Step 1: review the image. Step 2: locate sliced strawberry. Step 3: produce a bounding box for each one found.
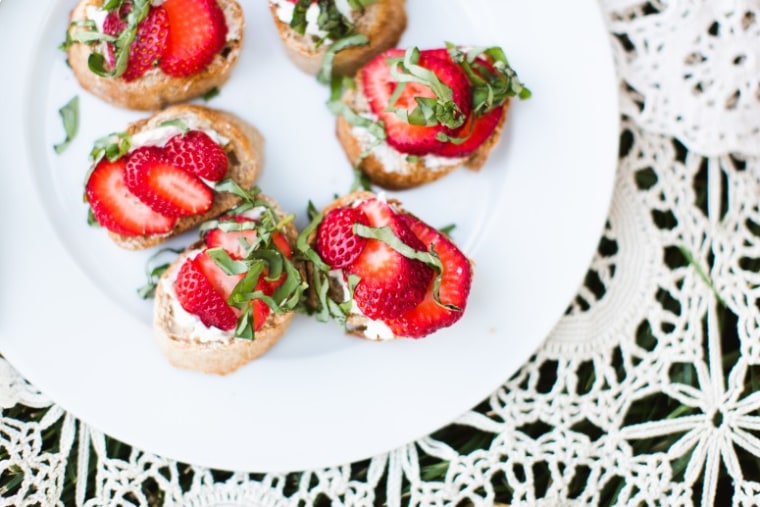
[205,216,258,260]
[103,3,169,82]
[271,231,293,259]
[165,130,229,182]
[85,157,176,236]
[421,48,506,157]
[159,0,228,77]
[125,146,214,218]
[195,250,244,297]
[195,250,270,331]
[435,105,505,157]
[174,256,238,331]
[345,199,433,319]
[360,49,471,155]
[386,214,472,338]
[316,207,370,269]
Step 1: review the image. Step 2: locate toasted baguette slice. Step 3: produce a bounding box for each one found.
[67,0,244,110]
[101,104,263,250]
[269,0,406,76]
[154,196,298,375]
[336,87,509,190]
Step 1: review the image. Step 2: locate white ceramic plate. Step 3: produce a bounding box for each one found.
[0,0,617,472]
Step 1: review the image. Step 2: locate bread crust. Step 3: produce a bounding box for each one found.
[67,0,244,110]
[269,0,407,76]
[101,104,263,250]
[336,88,510,190]
[153,196,299,375]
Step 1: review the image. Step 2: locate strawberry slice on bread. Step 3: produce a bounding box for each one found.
[154,191,303,375]
[335,44,531,189]
[66,0,244,110]
[84,105,263,250]
[302,191,473,340]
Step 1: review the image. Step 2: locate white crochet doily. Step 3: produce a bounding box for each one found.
[2,0,760,505]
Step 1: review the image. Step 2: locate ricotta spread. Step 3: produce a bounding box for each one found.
[129,118,229,152]
[161,249,233,345]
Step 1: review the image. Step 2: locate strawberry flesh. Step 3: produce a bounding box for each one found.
[345,199,433,320]
[195,250,272,331]
[360,49,471,156]
[421,48,505,157]
[205,215,259,260]
[386,214,472,338]
[85,157,176,236]
[159,0,228,78]
[316,207,370,269]
[103,3,169,82]
[165,130,229,182]
[125,146,214,218]
[174,255,238,331]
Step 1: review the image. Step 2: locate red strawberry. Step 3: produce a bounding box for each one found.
[386,214,472,338]
[103,3,169,82]
[205,217,258,260]
[174,255,238,331]
[159,0,228,77]
[195,250,270,331]
[165,130,229,182]
[422,48,506,157]
[125,146,214,218]
[345,199,433,319]
[85,157,176,236]
[435,105,505,157]
[360,49,471,155]
[316,207,370,269]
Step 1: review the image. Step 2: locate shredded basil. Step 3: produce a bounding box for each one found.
[385,47,466,130]
[53,96,80,154]
[202,87,220,101]
[200,185,307,340]
[157,119,190,133]
[137,247,182,299]
[317,33,369,84]
[445,42,531,116]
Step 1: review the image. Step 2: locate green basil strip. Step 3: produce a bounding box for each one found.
[53,96,80,154]
[317,33,369,84]
[136,247,182,299]
[346,0,376,8]
[157,119,190,133]
[207,247,250,276]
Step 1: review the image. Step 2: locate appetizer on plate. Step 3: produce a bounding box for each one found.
[84,104,263,249]
[268,0,406,77]
[154,190,304,374]
[335,45,531,189]
[64,0,243,110]
[299,191,472,340]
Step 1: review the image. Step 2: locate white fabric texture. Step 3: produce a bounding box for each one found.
[2,0,760,505]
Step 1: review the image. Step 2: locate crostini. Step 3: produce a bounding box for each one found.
[65,0,243,110]
[268,0,406,77]
[334,45,531,189]
[154,190,305,374]
[84,104,263,250]
[297,191,472,340]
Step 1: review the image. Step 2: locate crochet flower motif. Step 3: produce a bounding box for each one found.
[612,0,760,155]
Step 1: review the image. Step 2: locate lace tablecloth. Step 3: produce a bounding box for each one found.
[2,0,760,505]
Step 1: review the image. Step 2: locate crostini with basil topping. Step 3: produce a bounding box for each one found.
[334,44,531,189]
[64,0,243,110]
[154,190,305,374]
[268,0,406,77]
[84,104,263,250]
[297,191,473,340]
